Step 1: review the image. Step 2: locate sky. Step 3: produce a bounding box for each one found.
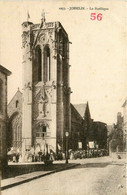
[0,0,127,125]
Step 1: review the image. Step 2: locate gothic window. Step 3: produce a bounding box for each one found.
[16,100,19,108]
[13,123,16,147]
[17,125,20,141]
[0,79,3,113]
[34,46,42,83]
[43,45,51,82]
[12,114,22,149]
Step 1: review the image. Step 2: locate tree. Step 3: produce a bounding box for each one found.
[108,124,124,152]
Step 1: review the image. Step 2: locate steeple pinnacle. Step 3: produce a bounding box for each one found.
[41,9,46,27]
[27,11,30,22]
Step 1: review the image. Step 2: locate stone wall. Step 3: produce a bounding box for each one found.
[0,65,11,178]
[0,71,7,168]
[70,104,83,150]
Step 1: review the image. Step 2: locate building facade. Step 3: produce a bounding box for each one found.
[22,16,71,153]
[92,121,107,149]
[0,65,11,170]
[73,103,92,149]
[7,89,22,150]
[70,104,83,150]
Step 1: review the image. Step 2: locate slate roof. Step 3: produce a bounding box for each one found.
[73,104,87,118]
[71,104,83,123]
[8,89,22,107]
[7,89,23,119]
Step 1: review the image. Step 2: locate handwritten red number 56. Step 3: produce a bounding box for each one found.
[90,13,102,21]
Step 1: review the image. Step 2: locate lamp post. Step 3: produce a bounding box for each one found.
[65,132,69,164]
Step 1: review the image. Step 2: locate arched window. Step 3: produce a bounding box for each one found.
[11,113,22,149]
[34,46,42,83]
[43,45,51,82]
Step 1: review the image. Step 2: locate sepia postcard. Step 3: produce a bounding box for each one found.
[0,0,127,194]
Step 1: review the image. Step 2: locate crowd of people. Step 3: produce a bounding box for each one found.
[7,144,55,163]
[68,149,108,160]
[7,146,108,163]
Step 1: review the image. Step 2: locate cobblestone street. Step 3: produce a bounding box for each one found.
[2,157,126,195]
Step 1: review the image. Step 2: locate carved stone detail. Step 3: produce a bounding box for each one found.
[38,88,50,118]
[22,31,29,48]
[38,32,46,43]
[48,29,53,38]
[23,82,32,90]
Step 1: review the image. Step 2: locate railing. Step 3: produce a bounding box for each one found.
[32,22,55,30]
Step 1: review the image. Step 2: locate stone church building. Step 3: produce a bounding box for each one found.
[7,15,106,154]
[22,15,70,153]
[7,13,93,152]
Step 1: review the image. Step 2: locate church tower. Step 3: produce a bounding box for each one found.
[22,14,71,153]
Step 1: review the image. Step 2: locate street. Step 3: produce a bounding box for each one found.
[2,157,126,195]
